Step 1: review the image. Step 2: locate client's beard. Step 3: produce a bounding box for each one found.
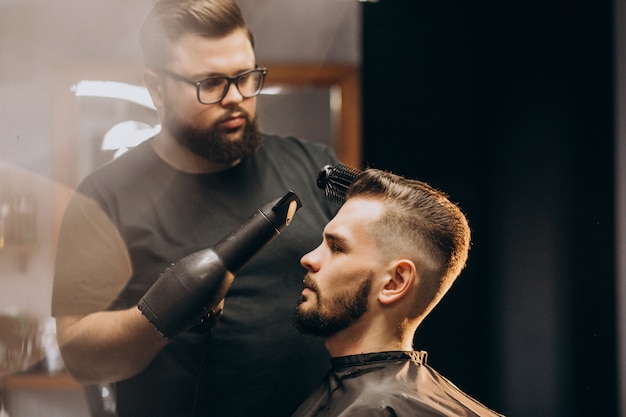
[293,274,372,338]
[164,109,262,165]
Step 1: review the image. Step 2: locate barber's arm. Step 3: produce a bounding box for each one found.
[53,192,162,384]
[54,191,301,383]
[56,309,167,384]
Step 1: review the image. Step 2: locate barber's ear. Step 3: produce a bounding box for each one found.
[143,69,164,109]
[378,260,416,305]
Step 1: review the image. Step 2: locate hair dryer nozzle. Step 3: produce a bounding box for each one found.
[264,190,302,228]
[215,190,302,272]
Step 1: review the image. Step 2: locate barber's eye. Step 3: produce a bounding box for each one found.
[199,78,225,91]
[238,72,254,85]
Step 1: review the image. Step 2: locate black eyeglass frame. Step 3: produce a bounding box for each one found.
[155,67,268,104]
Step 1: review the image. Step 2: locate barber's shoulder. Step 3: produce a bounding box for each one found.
[262,132,323,148]
[79,139,161,190]
[261,133,337,163]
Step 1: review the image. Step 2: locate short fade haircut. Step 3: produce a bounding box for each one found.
[346,169,471,317]
[139,0,254,69]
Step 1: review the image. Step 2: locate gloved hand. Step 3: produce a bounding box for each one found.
[137,191,302,339]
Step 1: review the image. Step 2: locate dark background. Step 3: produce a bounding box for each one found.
[361,1,616,416]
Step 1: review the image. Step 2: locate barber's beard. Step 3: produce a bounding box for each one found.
[293,273,372,338]
[163,108,262,164]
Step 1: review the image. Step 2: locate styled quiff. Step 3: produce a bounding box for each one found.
[139,0,254,69]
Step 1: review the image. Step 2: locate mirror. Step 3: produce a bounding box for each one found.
[52,62,361,188]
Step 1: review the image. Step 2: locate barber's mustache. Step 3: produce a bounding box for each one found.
[218,107,251,123]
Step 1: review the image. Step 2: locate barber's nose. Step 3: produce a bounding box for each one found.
[220,82,244,106]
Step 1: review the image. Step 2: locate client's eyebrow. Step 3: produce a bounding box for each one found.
[324,232,351,250]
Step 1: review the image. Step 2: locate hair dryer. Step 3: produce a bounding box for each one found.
[138,191,302,339]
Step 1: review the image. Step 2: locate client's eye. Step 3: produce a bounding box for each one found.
[330,243,343,253]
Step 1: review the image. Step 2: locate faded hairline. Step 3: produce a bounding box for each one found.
[346,169,471,319]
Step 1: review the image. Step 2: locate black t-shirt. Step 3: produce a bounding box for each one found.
[53,134,339,417]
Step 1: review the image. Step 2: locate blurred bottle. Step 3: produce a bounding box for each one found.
[40,318,64,373]
[0,184,9,250]
[11,187,37,248]
[0,180,37,271]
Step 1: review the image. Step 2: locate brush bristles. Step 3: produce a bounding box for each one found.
[316,163,361,204]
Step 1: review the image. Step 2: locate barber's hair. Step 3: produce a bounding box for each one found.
[347,169,471,315]
[139,0,254,69]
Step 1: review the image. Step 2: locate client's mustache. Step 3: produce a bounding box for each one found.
[302,274,319,293]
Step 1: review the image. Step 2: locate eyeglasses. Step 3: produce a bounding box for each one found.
[156,67,268,104]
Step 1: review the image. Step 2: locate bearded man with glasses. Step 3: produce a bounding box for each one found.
[52,1,339,416]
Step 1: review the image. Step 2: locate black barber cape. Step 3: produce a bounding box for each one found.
[292,351,504,417]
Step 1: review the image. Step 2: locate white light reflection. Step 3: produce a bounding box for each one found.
[72,80,160,158]
[102,121,161,158]
[72,80,156,110]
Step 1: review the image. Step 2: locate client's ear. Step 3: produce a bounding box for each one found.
[378,260,416,305]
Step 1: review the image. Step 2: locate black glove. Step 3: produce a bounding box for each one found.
[138,191,302,339]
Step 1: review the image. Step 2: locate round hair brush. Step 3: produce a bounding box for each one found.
[316,163,361,204]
